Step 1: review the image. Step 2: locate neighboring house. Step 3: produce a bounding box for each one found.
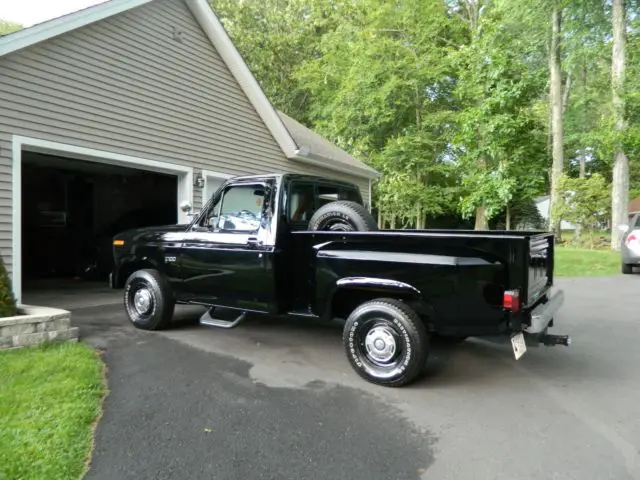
[628,196,640,216]
[534,195,577,230]
[0,0,379,303]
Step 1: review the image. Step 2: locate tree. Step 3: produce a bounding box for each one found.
[610,0,629,250]
[0,19,22,36]
[548,3,565,237]
[449,0,548,229]
[552,173,610,248]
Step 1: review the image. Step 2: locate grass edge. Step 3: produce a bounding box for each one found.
[80,347,110,479]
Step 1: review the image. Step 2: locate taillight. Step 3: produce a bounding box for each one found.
[626,234,637,245]
[503,289,520,312]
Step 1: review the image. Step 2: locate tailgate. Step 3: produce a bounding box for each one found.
[526,234,553,307]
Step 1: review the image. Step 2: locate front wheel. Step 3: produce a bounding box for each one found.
[342,298,429,387]
[124,269,175,330]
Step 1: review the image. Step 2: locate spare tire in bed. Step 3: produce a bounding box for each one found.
[308,200,378,232]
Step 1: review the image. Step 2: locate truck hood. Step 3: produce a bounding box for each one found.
[114,224,189,240]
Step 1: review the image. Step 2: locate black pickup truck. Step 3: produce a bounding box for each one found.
[110,173,570,387]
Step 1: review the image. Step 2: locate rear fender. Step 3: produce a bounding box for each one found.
[327,276,435,323]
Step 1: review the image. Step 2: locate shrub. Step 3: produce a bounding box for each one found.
[0,254,17,317]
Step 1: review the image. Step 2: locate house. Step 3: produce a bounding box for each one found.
[534,195,577,230]
[628,195,640,216]
[0,0,379,304]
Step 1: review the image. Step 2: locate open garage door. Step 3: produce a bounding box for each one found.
[15,140,192,309]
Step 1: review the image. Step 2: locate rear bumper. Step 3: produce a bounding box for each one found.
[525,289,565,334]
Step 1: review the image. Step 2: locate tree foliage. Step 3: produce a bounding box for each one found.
[552,173,611,247]
[0,19,22,36]
[210,0,640,232]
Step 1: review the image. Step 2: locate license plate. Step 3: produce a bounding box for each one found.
[511,332,527,360]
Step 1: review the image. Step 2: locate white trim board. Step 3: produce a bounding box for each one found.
[202,170,233,206]
[0,0,379,181]
[11,135,194,304]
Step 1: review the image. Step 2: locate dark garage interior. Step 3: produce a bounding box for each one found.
[21,152,178,291]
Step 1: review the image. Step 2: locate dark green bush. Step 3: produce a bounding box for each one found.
[0,254,17,317]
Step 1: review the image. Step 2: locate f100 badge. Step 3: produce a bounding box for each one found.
[165,256,177,263]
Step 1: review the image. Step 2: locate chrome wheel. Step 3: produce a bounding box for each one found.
[364,325,398,363]
[133,288,153,315]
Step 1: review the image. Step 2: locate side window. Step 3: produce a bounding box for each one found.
[288,183,316,222]
[634,214,640,228]
[200,184,265,233]
[317,185,340,208]
[341,187,362,203]
[317,185,362,206]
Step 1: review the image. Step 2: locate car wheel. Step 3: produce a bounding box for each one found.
[343,298,429,387]
[622,263,633,274]
[124,269,175,330]
[308,200,378,232]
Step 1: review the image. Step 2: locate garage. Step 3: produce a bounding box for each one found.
[22,151,177,286]
[0,0,379,309]
[15,138,193,308]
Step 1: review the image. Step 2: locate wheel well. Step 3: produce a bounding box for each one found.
[330,287,431,324]
[116,260,157,288]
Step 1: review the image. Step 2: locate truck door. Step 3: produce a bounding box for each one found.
[178,180,276,312]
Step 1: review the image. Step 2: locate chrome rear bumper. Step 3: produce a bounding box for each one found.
[525,289,565,334]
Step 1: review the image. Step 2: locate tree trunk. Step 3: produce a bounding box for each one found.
[378,209,383,229]
[506,203,511,231]
[475,156,489,230]
[475,206,488,230]
[548,6,564,239]
[611,0,629,251]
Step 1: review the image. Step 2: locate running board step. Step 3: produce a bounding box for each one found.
[199,309,246,329]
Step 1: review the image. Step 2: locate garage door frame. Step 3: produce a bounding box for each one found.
[202,170,233,207]
[12,135,194,304]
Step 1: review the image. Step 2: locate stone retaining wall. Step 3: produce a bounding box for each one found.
[0,305,78,350]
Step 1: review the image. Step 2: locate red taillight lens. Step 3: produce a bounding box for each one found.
[503,289,520,312]
[626,234,637,245]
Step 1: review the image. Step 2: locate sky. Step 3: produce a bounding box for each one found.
[0,0,110,27]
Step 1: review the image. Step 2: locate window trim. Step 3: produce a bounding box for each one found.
[197,181,269,235]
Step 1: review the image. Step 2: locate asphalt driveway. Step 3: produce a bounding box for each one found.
[76,276,640,480]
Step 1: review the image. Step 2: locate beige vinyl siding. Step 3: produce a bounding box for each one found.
[0,0,370,275]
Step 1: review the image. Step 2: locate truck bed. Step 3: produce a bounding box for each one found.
[290,229,553,333]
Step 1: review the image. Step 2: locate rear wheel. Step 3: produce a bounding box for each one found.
[622,263,633,274]
[342,298,429,387]
[124,269,175,330]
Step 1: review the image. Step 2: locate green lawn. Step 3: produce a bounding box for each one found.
[554,247,621,277]
[0,342,106,480]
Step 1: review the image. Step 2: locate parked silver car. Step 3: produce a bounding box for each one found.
[620,211,640,274]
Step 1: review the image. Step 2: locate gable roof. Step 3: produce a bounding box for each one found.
[0,0,380,180]
[276,111,378,177]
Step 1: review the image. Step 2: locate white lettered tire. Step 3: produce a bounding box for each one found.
[124,269,175,330]
[342,298,429,387]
